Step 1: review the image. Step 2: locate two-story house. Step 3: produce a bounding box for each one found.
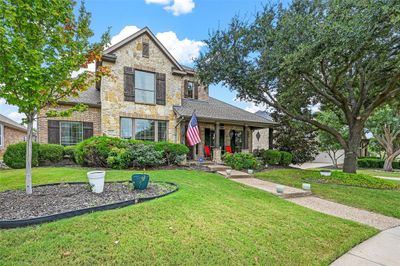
[37,27,274,161]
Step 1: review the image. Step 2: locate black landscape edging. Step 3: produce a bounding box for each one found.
[0,181,178,229]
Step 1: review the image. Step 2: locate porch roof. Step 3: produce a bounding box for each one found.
[173,97,276,128]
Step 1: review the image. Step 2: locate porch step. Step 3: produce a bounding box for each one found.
[217,170,250,178]
[207,164,231,172]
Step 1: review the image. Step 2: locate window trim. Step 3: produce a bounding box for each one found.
[59,121,84,146]
[134,69,156,104]
[0,124,4,148]
[120,117,168,142]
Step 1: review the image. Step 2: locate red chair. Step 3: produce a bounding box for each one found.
[225,146,232,153]
[204,145,211,158]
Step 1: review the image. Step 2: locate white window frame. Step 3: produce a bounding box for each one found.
[60,121,83,146]
[0,124,4,149]
[120,118,168,142]
[135,70,156,104]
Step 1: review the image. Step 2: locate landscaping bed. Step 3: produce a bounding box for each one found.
[0,181,177,228]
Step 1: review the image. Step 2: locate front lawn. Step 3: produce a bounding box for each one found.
[0,167,376,265]
[257,169,400,219]
[357,168,400,178]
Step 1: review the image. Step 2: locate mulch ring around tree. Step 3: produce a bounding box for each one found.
[0,181,178,228]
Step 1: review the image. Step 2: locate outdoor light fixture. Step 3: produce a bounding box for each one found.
[302,183,311,191]
[276,185,284,193]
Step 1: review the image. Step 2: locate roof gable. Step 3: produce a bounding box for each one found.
[103,27,184,71]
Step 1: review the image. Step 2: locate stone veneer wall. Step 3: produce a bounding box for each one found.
[252,128,269,151]
[101,33,196,143]
[37,105,101,144]
[0,125,26,157]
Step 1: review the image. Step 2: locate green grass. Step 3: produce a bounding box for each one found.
[357,168,400,178]
[0,167,376,265]
[256,169,400,219]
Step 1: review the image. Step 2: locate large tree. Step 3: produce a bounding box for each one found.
[195,0,400,173]
[0,0,111,194]
[271,111,319,164]
[366,104,400,172]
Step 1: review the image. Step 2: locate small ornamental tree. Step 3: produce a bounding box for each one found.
[196,0,400,173]
[316,111,347,168]
[366,104,400,172]
[0,0,111,194]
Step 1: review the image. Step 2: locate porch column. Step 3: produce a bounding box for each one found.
[215,122,220,147]
[213,122,222,164]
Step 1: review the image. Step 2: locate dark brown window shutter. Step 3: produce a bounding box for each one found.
[83,122,94,140]
[184,80,188,98]
[48,120,60,144]
[142,41,149,58]
[156,73,166,105]
[194,83,199,99]
[124,66,135,102]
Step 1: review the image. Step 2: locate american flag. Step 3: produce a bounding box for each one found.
[186,112,201,146]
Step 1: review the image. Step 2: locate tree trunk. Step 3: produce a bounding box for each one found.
[342,126,362,174]
[383,155,394,172]
[25,116,34,194]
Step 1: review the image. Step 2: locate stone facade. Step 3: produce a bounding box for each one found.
[100,33,207,142]
[0,125,26,157]
[37,105,101,144]
[252,128,269,151]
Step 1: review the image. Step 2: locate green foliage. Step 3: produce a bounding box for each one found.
[75,136,129,167]
[223,152,259,170]
[358,158,400,169]
[154,142,189,165]
[4,142,39,169]
[130,144,164,168]
[271,113,319,164]
[63,145,76,162]
[196,0,400,173]
[280,151,293,166]
[107,147,132,169]
[38,144,64,164]
[262,150,281,165]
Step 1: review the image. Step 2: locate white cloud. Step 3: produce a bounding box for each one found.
[145,0,170,4]
[164,0,195,16]
[110,25,141,46]
[7,111,26,123]
[156,31,205,64]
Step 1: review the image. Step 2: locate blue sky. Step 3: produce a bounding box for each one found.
[0,0,287,123]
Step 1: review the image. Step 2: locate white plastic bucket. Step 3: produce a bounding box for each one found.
[248,169,254,175]
[320,171,332,176]
[87,171,105,193]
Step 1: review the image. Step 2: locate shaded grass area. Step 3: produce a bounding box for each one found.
[257,169,400,219]
[0,167,377,265]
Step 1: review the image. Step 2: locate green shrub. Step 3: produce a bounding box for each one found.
[252,149,265,158]
[262,150,281,165]
[154,142,189,165]
[357,158,384,168]
[107,147,132,169]
[223,152,259,170]
[38,144,64,164]
[3,142,39,169]
[130,144,164,168]
[63,145,76,162]
[280,151,293,166]
[75,136,129,167]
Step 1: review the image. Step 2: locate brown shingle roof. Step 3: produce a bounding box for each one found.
[60,87,101,107]
[174,97,275,127]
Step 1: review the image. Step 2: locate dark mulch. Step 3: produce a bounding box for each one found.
[0,182,175,221]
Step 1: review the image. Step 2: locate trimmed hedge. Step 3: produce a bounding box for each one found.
[4,142,39,169]
[357,157,400,169]
[63,145,76,162]
[280,151,293,166]
[262,150,282,165]
[75,136,188,168]
[38,144,64,164]
[223,152,260,170]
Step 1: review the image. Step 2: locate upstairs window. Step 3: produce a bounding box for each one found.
[142,41,149,58]
[135,70,155,104]
[187,81,194,98]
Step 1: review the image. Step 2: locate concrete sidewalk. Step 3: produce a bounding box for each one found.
[331,226,400,266]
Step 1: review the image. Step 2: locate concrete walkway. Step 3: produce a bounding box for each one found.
[331,226,400,266]
[228,175,400,265]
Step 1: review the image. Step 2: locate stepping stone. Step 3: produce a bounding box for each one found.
[217,170,250,178]
[230,178,312,198]
[207,164,231,172]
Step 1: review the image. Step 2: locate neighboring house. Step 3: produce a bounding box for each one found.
[252,111,274,151]
[37,27,274,160]
[0,114,27,157]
